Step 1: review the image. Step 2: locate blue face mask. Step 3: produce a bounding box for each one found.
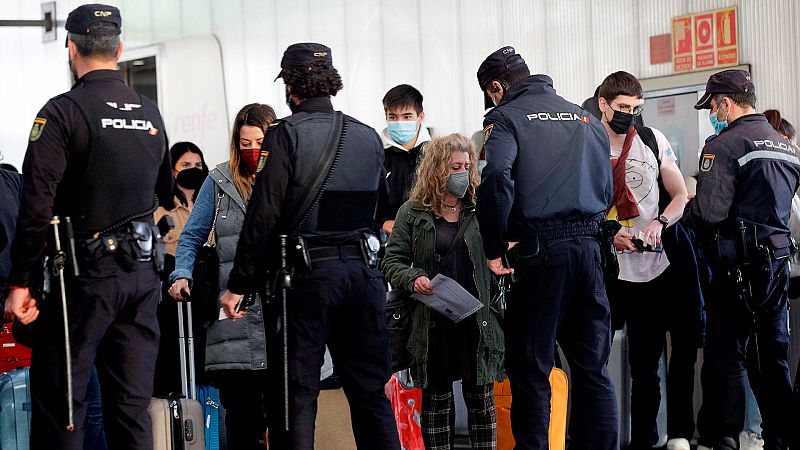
[710,110,728,134]
[387,120,419,144]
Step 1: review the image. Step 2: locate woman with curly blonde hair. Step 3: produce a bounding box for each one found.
[383,133,505,449]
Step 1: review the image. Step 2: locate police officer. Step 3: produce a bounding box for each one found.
[4,5,172,449]
[476,46,618,450]
[218,43,400,450]
[685,70,798,450]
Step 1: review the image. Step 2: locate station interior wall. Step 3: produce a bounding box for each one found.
[2,0,799,169]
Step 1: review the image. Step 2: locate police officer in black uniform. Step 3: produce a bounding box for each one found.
[476,46,618,450]
[4,5,172,449]
[218,43,400,450]
[685,70,799,450]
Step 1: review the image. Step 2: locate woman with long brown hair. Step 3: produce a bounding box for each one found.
[168,103,276,449]
[383,133,505,449]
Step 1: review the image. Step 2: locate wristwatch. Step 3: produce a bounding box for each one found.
[656,215,669,227]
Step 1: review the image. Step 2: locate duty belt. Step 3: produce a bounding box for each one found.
[307,244,362,263]
[532,221,600,242]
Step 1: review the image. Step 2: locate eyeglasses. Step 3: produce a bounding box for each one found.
[611,103,643,116]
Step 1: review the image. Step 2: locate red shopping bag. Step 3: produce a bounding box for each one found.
[387,373,423,450]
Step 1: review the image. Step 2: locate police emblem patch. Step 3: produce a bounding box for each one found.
[700,154,715,172]
[483,123,494,144]
[29,118,47,142]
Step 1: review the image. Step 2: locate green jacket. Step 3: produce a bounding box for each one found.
[382,200,505,388]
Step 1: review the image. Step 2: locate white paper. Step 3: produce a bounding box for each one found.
[218,308,228,321]
[411,274,483,323]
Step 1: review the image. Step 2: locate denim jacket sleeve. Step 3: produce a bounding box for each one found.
[169,177,216,284]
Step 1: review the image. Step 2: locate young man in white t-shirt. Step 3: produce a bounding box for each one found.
[598,71,693,450]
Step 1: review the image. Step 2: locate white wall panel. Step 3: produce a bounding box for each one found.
[342,0,384,126]
[241,0,281,113]
[3,0,800,169]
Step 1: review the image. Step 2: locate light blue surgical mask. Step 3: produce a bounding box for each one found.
[710,110,728,134]
[387,120,419,144]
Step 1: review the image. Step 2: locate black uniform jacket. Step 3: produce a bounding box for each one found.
[226,97,388,295]
[684,113,800,241]
[9,70,172,287]
[477,75,613,259]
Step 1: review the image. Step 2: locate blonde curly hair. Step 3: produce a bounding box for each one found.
[409,133,480,217]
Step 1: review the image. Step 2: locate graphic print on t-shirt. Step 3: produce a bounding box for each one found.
[624,158,657,203]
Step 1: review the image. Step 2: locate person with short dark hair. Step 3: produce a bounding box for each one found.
[379,84,430,235]
[476,46,617,450]
[4,4,173,449]
[598,71,695,450]
[686,69,798,450]
[218,43,399,449]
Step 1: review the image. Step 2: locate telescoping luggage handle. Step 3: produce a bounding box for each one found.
[176,290,197,401]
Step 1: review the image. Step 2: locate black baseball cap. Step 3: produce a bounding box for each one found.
[65,4,121,47]
[275,43,334,81]
[694,69,755,110]
[477,46,527,109]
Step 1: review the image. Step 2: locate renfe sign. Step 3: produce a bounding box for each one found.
[672,7,738,73]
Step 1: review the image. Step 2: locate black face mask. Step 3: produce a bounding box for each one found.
[286,88,299,113]
[175,167,206,190]
[607,109,636,135]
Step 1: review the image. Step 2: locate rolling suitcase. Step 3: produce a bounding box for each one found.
[0,367,31,450]
[196,384,221,450]
[150,300,205,450]
[495,368,568,450]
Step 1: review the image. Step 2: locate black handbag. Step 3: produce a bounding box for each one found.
[192,193,223,327]
[385,211,473,373]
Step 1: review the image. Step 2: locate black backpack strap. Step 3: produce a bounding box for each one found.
[635,124,660,167]
[635,124,671,212]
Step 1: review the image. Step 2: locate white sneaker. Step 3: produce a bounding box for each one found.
[739,430,764,450]
[666,438,691,450]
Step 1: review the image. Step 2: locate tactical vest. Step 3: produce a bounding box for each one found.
[280,112,383,240]
[61,82,167,234]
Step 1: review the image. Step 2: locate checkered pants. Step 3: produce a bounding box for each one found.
[421,382,496,449]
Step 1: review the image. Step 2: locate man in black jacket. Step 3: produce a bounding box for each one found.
[476,46,617,450]
[219,43,399,450]
[686,69,799,450]
[4,5,172,448]
[0,165,21,302]
[379,84,430,234]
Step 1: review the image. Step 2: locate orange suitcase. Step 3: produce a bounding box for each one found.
[496,368,568,450]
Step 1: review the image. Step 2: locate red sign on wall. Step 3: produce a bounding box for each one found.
[671,7,738,73]
[694,13,715,68]
[672,15,693,72]
[716,7,738,66]
[649,34,671,64]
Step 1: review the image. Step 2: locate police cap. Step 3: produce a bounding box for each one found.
[694,69,755,110]
[275,43,334,81]
[65,4,121,36]
[477,46,527,109]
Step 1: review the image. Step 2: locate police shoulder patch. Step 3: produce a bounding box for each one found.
[700,154,715,172]
[483,123,494,144]
[29,118,47,142]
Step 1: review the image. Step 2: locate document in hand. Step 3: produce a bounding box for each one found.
[411,274,483,323]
